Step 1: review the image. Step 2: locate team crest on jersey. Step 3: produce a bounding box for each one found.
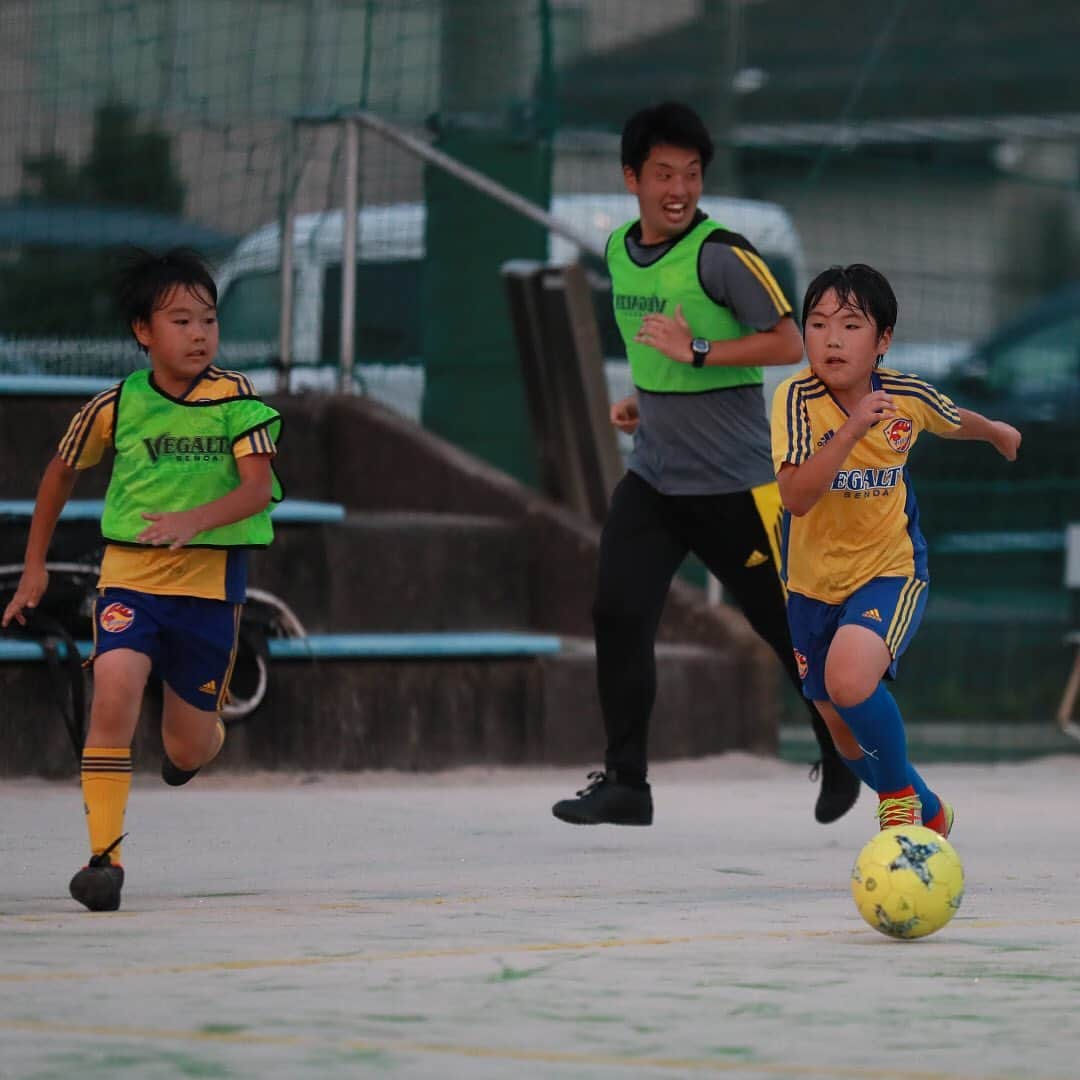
[100,602,135,633]
[794,649,808,680]
[883,417,913,453]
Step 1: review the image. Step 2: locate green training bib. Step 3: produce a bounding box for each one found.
[101,369,282,549]
[607,218,763,393]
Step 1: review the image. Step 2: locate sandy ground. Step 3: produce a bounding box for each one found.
[3,754,1080,1080]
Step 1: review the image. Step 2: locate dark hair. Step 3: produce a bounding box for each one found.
[801,263,898,338]
[621,102,715,177]
[115,247,217,351]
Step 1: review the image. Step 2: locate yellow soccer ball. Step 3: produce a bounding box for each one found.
[851,825,964,940]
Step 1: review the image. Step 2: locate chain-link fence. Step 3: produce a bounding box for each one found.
[1,0,1078,736]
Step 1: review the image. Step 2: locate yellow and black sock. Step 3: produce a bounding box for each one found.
[80,747,132,864]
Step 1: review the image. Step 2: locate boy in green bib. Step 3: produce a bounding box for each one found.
[553,103,859,828]
[2,248,281,911]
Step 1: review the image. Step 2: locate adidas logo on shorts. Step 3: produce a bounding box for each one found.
[199,679,218,694]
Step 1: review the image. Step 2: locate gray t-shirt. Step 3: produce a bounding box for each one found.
[618,213,793,495]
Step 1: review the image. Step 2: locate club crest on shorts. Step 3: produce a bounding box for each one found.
[100,601,135,633]
[883,416,913,453]
[794,649,808,680]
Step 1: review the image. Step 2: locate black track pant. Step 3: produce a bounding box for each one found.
[593,470,826,779]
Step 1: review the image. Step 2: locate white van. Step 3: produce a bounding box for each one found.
[215,194,807,417]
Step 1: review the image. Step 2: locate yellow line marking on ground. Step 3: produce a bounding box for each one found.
[2,917,1079,985]
[1,888,692,925]
[1,894,492,924]
[0,1020,1052,1080]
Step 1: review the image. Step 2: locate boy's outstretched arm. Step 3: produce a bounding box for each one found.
[939,407,1021,461]
[777,390,897,516]
[1,455,79,627]
[137,453,274,551]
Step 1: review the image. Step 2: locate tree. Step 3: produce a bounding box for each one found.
[0,101,186,342]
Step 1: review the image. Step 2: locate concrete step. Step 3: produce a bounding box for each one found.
[250,511,531,633]
[0,506,529,635]
[0,638,774,777]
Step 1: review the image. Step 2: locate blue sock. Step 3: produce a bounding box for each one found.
[907,764,941,822]
[839,752,940,820]
[833,683,909,793]
[838,752,877,791]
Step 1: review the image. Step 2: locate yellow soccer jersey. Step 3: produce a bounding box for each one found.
[58,367,276,602]
[770,366,961,603]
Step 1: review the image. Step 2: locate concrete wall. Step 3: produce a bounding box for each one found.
[0,390,782,777]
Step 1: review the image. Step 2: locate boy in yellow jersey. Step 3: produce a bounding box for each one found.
[1,248,281,911]
[771,264,1020,833]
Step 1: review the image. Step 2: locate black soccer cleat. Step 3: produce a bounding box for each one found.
[69,835,126,912]
[811,753,861,824]
[161,756,201,787]
[552,771,653,826]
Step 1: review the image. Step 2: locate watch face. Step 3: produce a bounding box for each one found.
[692,338,709,354]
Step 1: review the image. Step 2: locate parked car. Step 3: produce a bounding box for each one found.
[914,281,1080,540]
[936,281,1080,423]
[0,202,237,380]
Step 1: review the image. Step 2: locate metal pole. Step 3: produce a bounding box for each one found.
[323,110,605,259]
[277,123,298,394]
[700,0,739,193]
[339,116,360,393]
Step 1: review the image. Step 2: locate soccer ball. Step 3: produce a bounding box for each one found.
[851,825,964,940]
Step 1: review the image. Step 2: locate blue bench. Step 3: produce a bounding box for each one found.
[0,498,346,524]
[0,632,561,663]
[0,375,117,397]
[266,632,562,659]
[934,529,1064,555]
[0,638,93,661]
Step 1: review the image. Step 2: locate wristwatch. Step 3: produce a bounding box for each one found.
[690,337,711,368]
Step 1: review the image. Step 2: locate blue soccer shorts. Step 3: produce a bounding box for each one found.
[786,576,928,701]
[92,587,242,711]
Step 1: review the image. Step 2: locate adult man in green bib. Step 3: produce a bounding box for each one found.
[552,102,859,827]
